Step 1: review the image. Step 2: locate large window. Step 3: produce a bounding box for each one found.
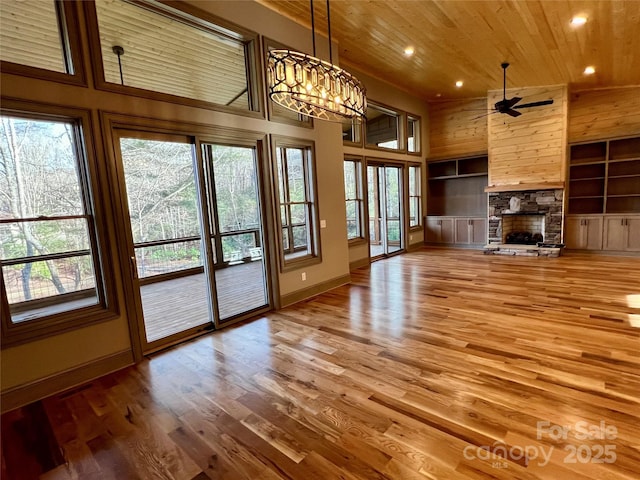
[366,103,404,150]
[344,158,364,241]
[0,111,110,342]
[409,164,422,228]
[0,0,83,81]
[91,0,258,111]
[273,139,320,268]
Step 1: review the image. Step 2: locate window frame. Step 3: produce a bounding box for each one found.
[83,0,264,118]
[0,0,86,86]
[0,101,118,347]
[344,156,366,244]
[342,118,363,147]
[407,113,422,156]
[365,101,406,152]
[408,163,423,230]
[270,136,321,272]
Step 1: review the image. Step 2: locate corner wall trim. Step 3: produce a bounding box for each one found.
[280,273,351,308]
[1,350,134,413]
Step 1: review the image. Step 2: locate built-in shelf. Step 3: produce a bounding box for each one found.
[427,155,488,217]
[427,155,488,180]
[568,135,640,215]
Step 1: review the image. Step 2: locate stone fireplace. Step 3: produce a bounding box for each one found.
[488,189,564,248]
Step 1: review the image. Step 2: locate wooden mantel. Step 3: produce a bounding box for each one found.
[484,182,564,193]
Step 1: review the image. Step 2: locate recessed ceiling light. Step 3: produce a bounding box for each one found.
[403,46,415,56]
[584,65,596,75]
[455,81,464,88]
[571,15,587,26]
[435,93,442,98]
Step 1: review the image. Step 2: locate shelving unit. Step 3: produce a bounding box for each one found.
[426,155,488,246]
[568,136,640,214]
[566,135,640,252]
[427,155,488,180]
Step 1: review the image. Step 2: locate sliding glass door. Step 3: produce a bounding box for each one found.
[201,143,268,322]
[113,131,270,352]
[116,133,213,349]
[367,163,404,259]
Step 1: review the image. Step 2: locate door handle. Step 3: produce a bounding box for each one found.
[621,219,625,226]
[130,256,138,279]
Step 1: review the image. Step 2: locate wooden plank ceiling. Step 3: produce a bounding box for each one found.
[257,0,640,101]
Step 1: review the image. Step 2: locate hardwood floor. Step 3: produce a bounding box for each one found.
[2,248,640,480]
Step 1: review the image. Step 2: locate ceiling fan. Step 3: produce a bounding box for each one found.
[492,62,554,117]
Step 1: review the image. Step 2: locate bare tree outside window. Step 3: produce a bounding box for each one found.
[0,116,99,319]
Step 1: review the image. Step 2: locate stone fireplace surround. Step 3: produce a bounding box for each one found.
[488,189,563,245]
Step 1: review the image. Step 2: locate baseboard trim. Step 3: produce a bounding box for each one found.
[280,273,351,308]
[563,249,640,257]
[407,242,424,252]
[1,350,134,413]
[349,257,370,271]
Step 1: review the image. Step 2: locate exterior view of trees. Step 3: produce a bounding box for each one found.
[0,116,97,308]
[120,137,203,278]
[119,138,264,278]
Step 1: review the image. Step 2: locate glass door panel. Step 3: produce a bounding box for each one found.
[385,166,402,254]
[118,136,212,345]
[202,143,268,322]
[367,163,404,259]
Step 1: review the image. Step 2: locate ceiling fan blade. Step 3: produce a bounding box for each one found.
[471,111,499,120]
[513,99,554,109]
[506,96,522,108]
[505,109,522,117]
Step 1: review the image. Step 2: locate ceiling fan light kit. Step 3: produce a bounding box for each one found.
[266,0,367,122]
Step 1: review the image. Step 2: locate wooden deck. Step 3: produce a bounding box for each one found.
[141,261,267,342]
[2,248,640,479]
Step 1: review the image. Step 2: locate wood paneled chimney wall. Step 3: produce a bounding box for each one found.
[487,85,568,192]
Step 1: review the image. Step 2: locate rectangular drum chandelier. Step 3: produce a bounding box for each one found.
[267,0,367,122]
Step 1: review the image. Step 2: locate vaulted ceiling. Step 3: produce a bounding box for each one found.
[257,0,640,101]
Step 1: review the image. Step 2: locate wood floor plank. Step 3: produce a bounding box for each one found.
[2,248,639,479]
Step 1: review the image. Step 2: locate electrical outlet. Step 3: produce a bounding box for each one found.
[410,235,413,241]
[301,272,306,281]
[320,219,327,228]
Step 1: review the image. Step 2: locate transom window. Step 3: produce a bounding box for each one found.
[273,139,320,268]
[0,114,105,332]
[366,103,404,150]
[342,118,362,145]
[93,0,257,111]
[0,0,77,76]
[344,158,365,240]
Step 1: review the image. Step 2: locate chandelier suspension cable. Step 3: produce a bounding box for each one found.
[310,0,316,57]
[326,0,332,64]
